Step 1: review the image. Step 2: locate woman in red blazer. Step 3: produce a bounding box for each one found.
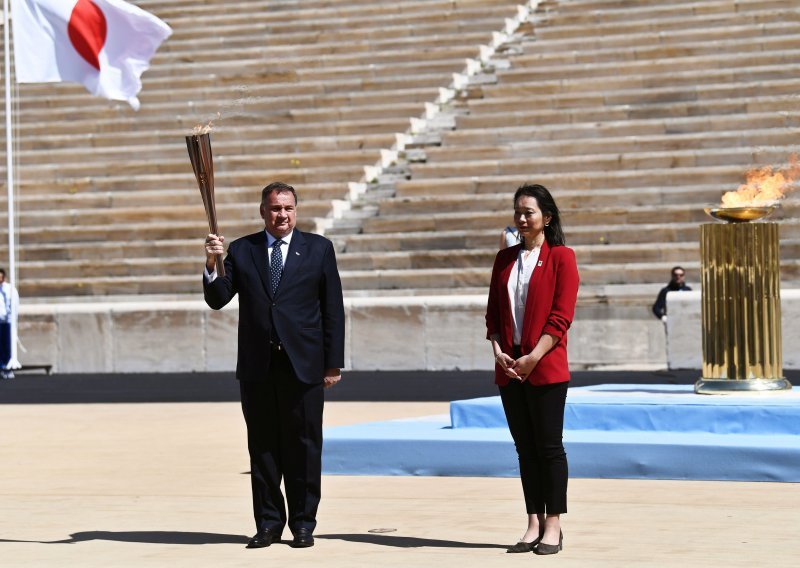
[486,184,579,556]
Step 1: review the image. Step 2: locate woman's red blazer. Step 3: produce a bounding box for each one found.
[486,241,579,386]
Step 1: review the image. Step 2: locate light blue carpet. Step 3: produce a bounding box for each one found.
[323,384,800,481]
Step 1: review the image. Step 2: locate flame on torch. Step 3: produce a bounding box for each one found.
[721,153,800,208]
[192,120,214,135]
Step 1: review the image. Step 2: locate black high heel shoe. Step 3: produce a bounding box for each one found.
[533,530,563,555]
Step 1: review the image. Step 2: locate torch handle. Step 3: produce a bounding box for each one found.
[214,254,226,278]
[207,218,226,278]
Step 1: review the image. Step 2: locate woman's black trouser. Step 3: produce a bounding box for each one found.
[499,352,568,514]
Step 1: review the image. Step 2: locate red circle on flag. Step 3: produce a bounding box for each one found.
[68,0,107,71]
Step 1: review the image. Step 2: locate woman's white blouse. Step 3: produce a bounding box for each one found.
[507,246,540,345]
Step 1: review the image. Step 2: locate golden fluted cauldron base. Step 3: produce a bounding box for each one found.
[696,221,790,395]
[695,377,792,394]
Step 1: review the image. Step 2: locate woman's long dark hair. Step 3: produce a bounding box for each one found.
[513,183,565,247]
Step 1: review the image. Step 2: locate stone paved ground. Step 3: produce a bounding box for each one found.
[1,401,798,567]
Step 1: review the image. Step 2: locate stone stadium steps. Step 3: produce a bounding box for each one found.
[2,0,519,292]
[533,6,799,41]
[495,62,800,92]
[13,95,430,127]
[13,149,378,178]
[13,109,413,136]
[525,19,800,53]
[391,168,769,198]
[537,0,789,19]
[358,201,800,235]
[138,56,474,84]
[19,239,800,282]
[16,78,442,110]
[157,31,495,60]
[512,34,800,69]
[12,164,363,195]
[16,133,395,163]
[16,141,793,189]
[338,239,800,270]
[471,78,800,114]
[407,146,795,181]
[498,51,800,84]
[333,221,800,255]
[15,275,200,297]
[1,0,528,300]
[149,0,511,20]
[4,0,800,300]
[457,98,800,131]
[12,170,353,195]
[0,237,717,281]
[16,185,353,212]
[155,43,477,69]
[3,200,334,230]
[16,126,396,155]
[17,240,201,262]
[441,112,800,147]
[374,186,753,216]
[324,0,800,300]
[426,128,800,162]
[538,0,790,23]
[158,6,510,38]
[5,218,316,247]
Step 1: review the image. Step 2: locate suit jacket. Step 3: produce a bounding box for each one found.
[486,241,579,386]
[203,229,345,384]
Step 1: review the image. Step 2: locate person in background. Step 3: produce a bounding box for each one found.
[500,225,520,249]
[0,268,19,380]
[486,184,579,556]
[652,266,691,323]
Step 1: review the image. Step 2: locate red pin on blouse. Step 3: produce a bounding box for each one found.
[68,0,107,71]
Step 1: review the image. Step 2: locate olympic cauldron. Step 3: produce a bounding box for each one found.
[696,204,790,393]
[695,155,800,393]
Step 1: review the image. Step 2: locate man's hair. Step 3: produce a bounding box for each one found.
[671,266,685,275]
[261,181,298,204]
[0,268,6,277]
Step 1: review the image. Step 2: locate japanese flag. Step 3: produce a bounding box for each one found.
[11,0,172,110]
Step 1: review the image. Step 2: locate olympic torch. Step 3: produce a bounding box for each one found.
[186,126,225,277]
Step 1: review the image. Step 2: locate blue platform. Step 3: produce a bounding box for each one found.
[323,384,800,482]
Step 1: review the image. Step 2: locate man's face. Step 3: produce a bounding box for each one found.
[260,190,297,238]
[0,273,5,284]
[672,269,686,285]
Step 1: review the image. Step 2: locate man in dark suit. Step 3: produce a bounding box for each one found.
[203,181,345,549]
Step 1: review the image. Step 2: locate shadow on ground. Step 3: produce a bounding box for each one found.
[317,533,506,549]
[0,531,249,545]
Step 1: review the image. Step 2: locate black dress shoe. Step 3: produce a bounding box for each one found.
[246,527,282,548]
[291,528,315,548]
[533,531,563,555]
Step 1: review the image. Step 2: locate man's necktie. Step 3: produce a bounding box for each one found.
[270,240,284,294]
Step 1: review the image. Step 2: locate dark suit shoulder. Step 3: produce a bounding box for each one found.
[226,231,265,252]
[238,231,267,245]
[297,231,333,248]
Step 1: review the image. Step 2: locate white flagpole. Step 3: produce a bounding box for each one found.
[3,0,20,368]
